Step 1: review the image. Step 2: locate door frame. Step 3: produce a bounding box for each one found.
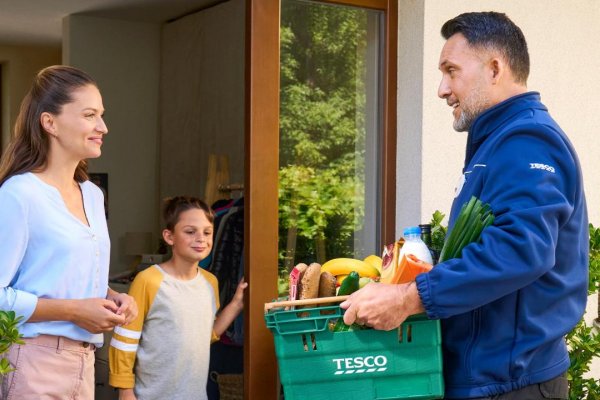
[244,1,397,398]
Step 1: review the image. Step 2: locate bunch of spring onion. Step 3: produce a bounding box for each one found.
[438,196,494,263]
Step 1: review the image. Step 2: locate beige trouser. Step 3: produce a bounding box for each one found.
[0,334,96,400]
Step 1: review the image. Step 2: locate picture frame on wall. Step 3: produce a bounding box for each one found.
[89,172,109,219]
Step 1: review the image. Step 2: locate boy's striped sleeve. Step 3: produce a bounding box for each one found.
[199,268,221,343]
[108,267,162,388]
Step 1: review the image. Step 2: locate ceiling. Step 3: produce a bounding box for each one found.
[0,0,224,46]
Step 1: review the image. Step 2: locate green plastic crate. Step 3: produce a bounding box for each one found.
[265,305,443,400]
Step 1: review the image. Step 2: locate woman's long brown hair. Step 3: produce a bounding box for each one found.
[0,65,98,186]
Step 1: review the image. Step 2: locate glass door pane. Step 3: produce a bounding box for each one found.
[279,0,384,281]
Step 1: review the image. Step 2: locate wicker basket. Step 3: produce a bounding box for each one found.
[210,372,243,400]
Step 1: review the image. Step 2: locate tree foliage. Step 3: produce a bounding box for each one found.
[279,1,369,270]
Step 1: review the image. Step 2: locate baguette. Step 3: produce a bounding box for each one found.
[296,263,321,316]
[299,263,321,300]
[318,270,337,314]
[318,271,337,298]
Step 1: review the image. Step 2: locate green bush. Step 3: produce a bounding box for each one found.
[567,224,600,399]
[0,311,23,376]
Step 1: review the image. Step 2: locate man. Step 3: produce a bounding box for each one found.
[341,12,588,399]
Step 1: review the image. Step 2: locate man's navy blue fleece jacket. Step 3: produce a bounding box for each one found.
[415,92,588,398]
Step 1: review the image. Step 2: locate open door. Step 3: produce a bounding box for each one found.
[244,1,280,400]
[245,1,397,398]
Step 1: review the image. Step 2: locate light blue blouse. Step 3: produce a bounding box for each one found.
[0,172,110,346]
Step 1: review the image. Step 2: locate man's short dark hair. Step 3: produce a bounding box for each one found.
[441,12,530,84]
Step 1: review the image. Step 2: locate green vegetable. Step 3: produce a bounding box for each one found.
[332,320,365,332]
[358,277,371,289]
[337,271,359,296]
[429,210,447,264]
[438,196,494,263]
[332,271,362,332]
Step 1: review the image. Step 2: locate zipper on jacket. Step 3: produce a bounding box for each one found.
[463,308,481,382]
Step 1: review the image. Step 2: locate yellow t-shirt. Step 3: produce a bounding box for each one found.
[109,265,220,399]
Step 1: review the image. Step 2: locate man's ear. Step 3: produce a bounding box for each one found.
[40,112,57,137]
[162,229,174,246]
[489,57,504,83]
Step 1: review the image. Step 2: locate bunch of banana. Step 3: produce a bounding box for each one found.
[363,255,383,274]
[320,256,382,285]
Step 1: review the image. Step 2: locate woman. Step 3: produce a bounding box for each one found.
[0,65,137,399]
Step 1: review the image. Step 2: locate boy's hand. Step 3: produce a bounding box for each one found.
[213,278,247,337]
[119,388,137,400]
[232,278,248,310]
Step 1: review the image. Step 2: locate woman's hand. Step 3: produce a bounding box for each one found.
[31,297,126,333]
[70,298,126,333]
[107,288,138,326]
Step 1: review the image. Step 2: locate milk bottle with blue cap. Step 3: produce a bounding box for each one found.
[399,226,434,264]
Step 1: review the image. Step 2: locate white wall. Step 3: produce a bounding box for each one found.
[396,0,426,232]
[63,15,162,274]
[0,45,61,146]
[398,0,600,230]
[398,0,600,379]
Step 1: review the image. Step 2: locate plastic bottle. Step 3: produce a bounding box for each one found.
[399,226,434,265]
